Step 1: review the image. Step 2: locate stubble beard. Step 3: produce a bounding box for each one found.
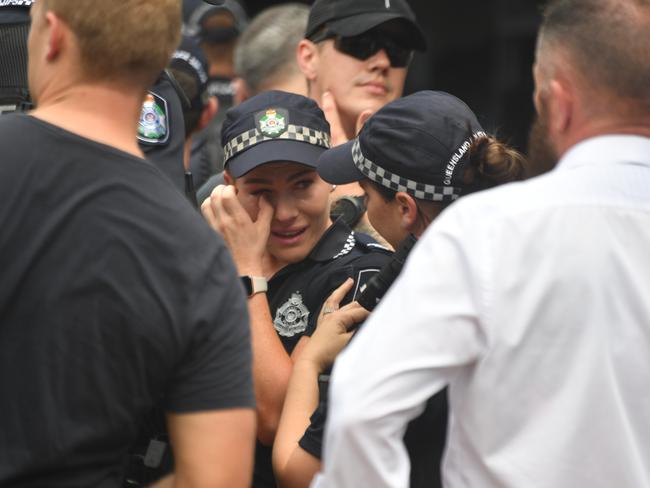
[526,110,559,178]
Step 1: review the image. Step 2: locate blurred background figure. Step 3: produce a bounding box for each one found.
[0,0,32,115]
[232,3,309,103]
[183,0,249,187]
[196,2,310,203]
[297,0,427,144]
[168,35,219,207]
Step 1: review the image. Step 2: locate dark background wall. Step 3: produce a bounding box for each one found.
[244,0,545,152]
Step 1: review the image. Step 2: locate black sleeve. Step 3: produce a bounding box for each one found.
[299,404,326,460]
[164,245,255,413]
[298,374,331,460]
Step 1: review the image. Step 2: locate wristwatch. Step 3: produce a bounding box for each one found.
[240,276,268,297]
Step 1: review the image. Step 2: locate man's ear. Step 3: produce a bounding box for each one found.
[296,39,319,81]
[547,78,573,137]
[45,12,65,61]
[394,192,419,233]
[196,97,218,133]
[224,170,235,186]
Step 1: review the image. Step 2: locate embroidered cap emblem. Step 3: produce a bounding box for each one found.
[274,292,310,337]
[137,92,169,145]
[257,108,288,137]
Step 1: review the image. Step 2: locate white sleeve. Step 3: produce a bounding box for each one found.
[313,208,490,488]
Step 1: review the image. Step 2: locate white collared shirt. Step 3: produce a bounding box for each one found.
[313,135,650,488]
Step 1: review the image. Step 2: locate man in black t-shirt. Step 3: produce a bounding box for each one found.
[201,90,391,487]
[0,1,255,487]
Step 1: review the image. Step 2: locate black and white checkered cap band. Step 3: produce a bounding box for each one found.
[224,125,331,163]
[351,139,462,202]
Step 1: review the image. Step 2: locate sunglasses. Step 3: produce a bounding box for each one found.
[311,30,414,68]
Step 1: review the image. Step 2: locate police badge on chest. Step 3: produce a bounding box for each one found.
[274,292,310,337]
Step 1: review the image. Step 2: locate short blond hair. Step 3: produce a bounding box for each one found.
[39,0,181,86]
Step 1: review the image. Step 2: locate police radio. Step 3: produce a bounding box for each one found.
[356,233,418,312]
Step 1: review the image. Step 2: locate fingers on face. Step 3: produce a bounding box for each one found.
[257,194,274,224]
[356,109,374,135]
[207,184,250,227]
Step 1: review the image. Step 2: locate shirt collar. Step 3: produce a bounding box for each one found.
[557,135,650,172]
[308,219,356,262]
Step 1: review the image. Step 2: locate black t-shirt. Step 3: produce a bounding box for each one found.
[0,115,255,487]
[253,220,392,488]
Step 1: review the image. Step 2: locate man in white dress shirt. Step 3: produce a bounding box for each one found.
[313,0,650,487]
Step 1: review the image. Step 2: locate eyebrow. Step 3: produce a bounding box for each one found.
[243,168,316,185]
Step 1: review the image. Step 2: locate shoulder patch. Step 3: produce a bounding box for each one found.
[352,268,381,301]
[274,292,310,338]
[137,92,170,146]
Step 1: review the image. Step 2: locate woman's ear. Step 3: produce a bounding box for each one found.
[394,192,418,232]
[224,170,235,186]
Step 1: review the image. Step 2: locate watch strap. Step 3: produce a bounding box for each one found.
[241,275,268,297]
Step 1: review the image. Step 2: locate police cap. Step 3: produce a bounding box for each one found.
[221,90,331,178]
[317,91,486,204]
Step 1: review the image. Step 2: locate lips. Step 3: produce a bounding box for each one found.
[271,227,307,245]
[361,81,388,95]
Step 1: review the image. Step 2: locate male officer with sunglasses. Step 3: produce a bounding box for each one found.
[297,0,426,145]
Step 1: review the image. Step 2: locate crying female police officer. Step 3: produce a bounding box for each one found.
[201,90,390,488]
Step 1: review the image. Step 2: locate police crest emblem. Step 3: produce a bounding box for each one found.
[274,292,310,337]
[137,92,169,145]
[256,108,288,137]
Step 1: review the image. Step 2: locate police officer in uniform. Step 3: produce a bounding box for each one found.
[201,90,391,488]
[277,91,527,488]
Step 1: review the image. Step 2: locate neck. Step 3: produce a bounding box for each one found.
[558,117,650,158]
[183,135,193,172]
[31,80,147,158]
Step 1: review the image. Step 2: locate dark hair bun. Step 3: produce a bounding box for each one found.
[465,135,527,190]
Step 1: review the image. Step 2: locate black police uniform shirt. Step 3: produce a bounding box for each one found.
[296,232,448,488]
[138,71,186,193]
[188,77,236,189]
[253,219,392,488]
[0,114,255,487]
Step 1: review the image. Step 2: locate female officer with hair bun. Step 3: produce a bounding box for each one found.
[273,90,527,488]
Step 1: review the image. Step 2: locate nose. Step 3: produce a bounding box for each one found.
[367,48,391,72]
[272,194,299,223]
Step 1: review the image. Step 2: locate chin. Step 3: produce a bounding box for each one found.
[269,244,311,265]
